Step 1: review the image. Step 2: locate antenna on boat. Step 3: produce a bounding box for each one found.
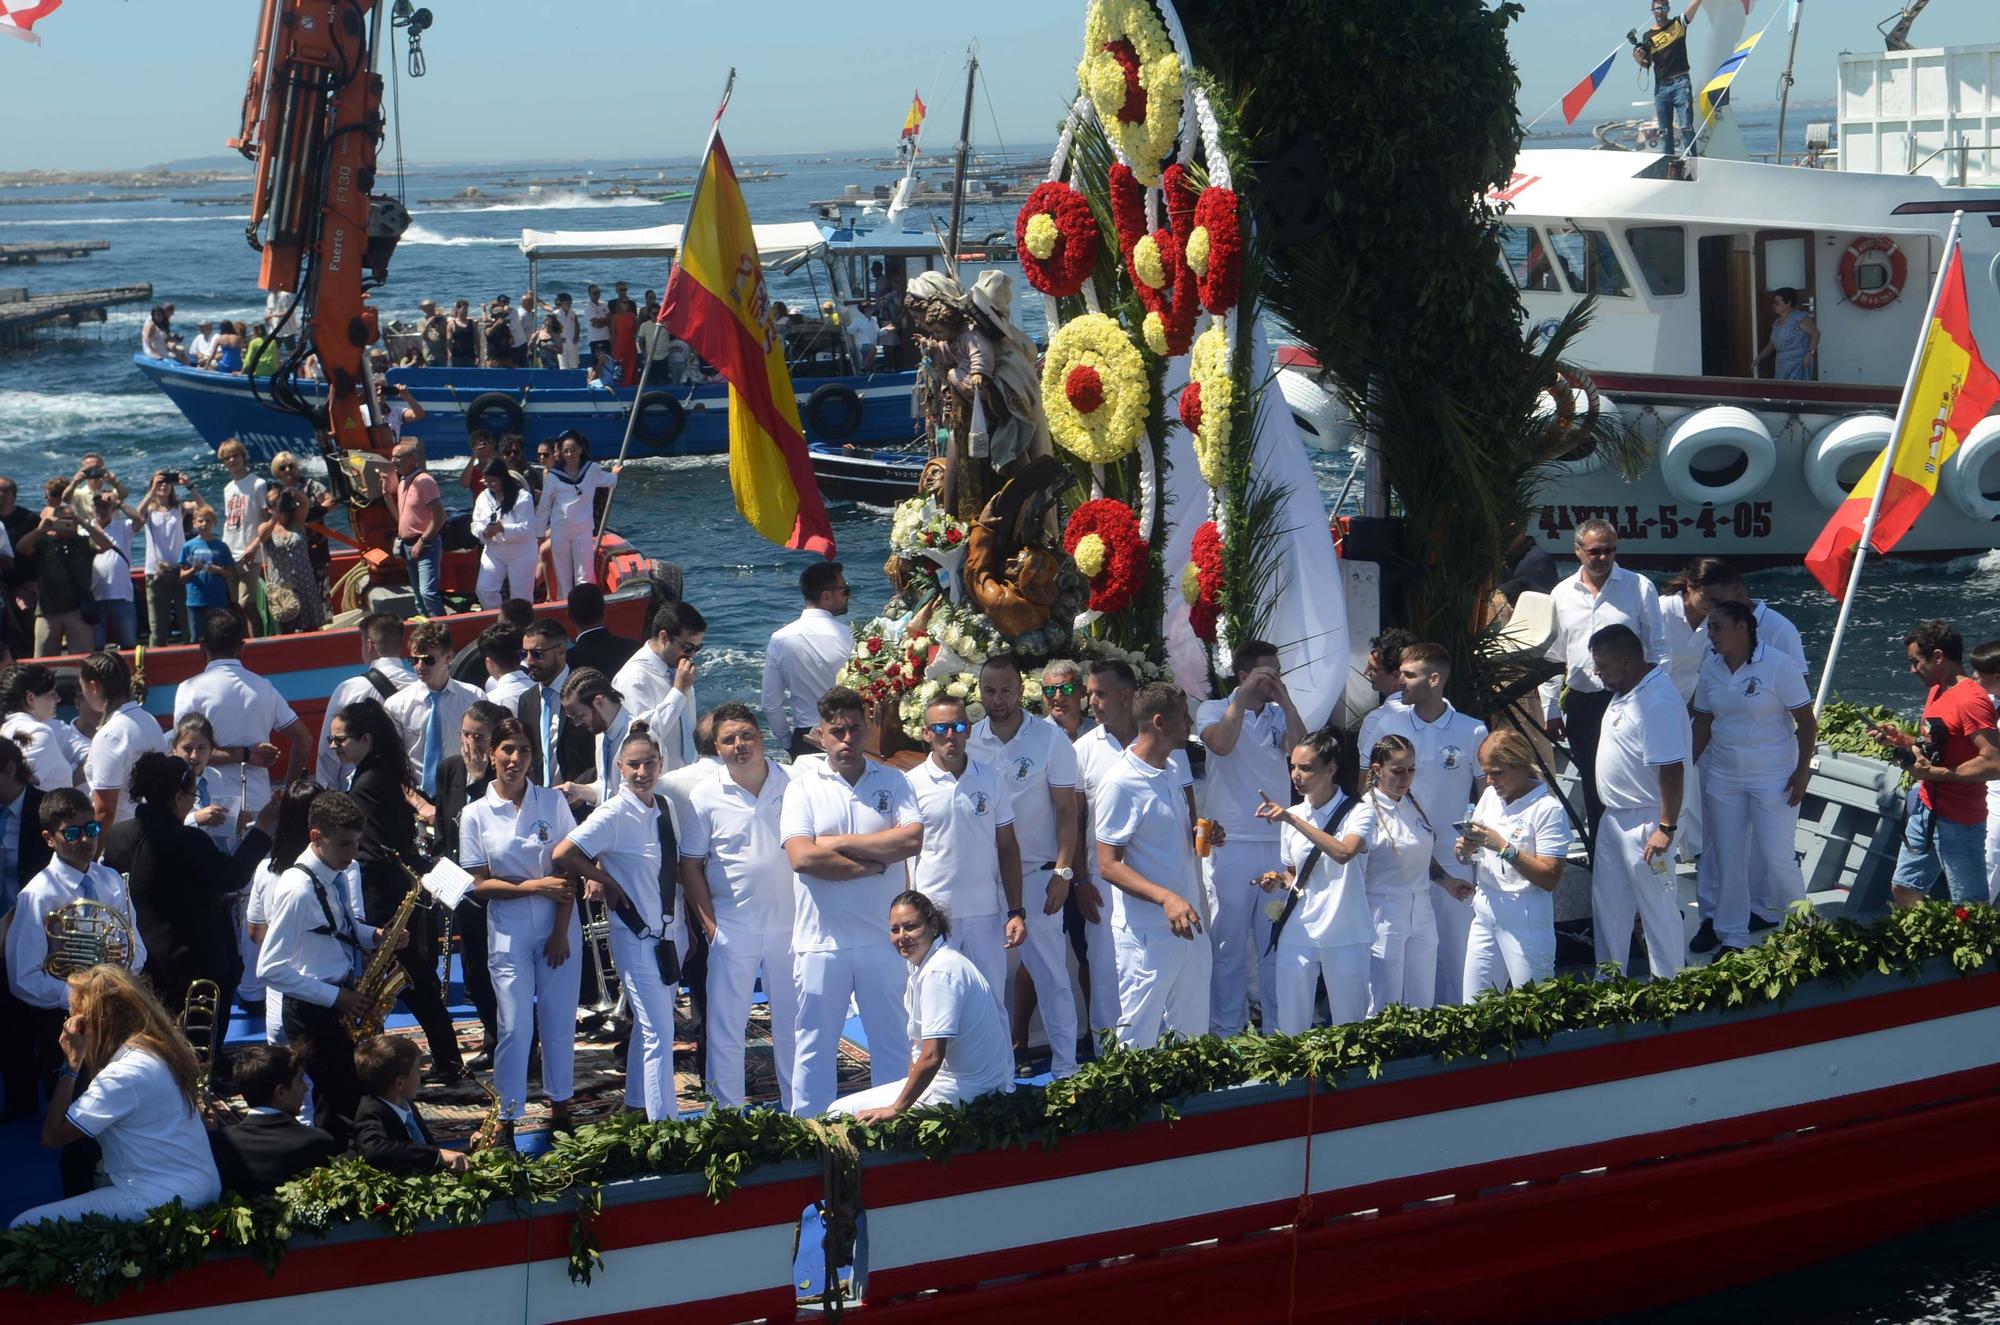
[1774,0,1805,163]
[944,41,979,263]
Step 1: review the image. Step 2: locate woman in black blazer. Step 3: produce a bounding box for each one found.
[104,752,274,1015]
[327,699,464,1080]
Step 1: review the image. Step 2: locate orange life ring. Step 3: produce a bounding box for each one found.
[1838,235,1907,311]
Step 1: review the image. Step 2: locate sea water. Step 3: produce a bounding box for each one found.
[2,154,1998,1320]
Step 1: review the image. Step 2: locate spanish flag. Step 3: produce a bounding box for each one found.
[662,135,835,557]
[1804,241,1999,597]
[900,91,927,142]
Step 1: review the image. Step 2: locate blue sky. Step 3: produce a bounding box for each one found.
[0,0,1990,170]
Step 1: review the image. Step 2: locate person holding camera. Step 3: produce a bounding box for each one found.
[1632,0,1713,158]
[31,477,112,658]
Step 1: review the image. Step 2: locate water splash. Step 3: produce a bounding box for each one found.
[399,223,516,247]
[415,191,659,216]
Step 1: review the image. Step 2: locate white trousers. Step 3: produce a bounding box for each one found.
[1203,837,1280,1036]
[611,925,679,1121]
[829,1074,965,1116]
[1988,811,2000,904]
[1018,868,1079,1077]
[1366,890,1438,1015]
[792,944,909,1118]
[1082,902,1120,1038]
[548,523,598,590]
[705,925,799,1112]
[9,1186,151,1229]
[1464,886,1555,997]
[952,914,1008,1017]
[1272,941,1370,1035]
[490,905,582,1120]
[1592,806,1686,979]
[235,905,263,1002]
[1430,879,1475,1006]
[477,544,540,608]
[1703,777,1805,949]
[1112,923,1212,1050]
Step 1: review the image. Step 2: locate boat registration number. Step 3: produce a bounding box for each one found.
[1537,500,1774,543]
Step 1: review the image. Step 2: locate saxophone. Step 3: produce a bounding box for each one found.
[345,863,427,1039]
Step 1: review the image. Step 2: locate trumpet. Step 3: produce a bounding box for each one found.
[42,899,137,979]
[177,978,224,1102]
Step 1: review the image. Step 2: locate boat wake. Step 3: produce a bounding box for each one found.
[0,213,252,227]
[399,223,516,247]
[416,192,658,215]
[0,389,185,450]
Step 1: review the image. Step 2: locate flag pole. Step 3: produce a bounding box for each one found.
[1811,209,1964,717]
[594,69,737,557]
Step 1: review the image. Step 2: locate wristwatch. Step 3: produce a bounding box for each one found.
[1657,823,1678,835]
[1052,867,1075,881]
[1006,907,1028,920]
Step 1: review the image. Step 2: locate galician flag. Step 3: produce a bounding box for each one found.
[900,91,927,142]
[0,0,62,44]
[662,134,835,558]
[1804,241,1999,598]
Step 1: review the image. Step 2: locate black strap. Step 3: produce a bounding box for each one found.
[363,667,397,701]
[1266,796,1361,955]
[293,864,362,954]
[654,794,678,923]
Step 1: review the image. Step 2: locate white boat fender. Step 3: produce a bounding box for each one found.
[1805,414,1896,510]
[1662,406,1776,507]
[632,391,686,448]
[464,391,525,437]
[1276,369,1353,452]
[806,383,865,441]
[1943,415,2000,523]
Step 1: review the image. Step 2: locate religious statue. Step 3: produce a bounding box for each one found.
[964,456,1078,640]
[908,269,1054,521]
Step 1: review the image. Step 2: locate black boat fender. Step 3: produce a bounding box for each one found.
[632,391,686,448]
[805,383,864,440]
[464,391,525,437]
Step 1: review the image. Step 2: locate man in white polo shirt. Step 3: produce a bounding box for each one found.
[780,686,923,1117]
[1096,681,1210,1049]
[761,562,853,758]
[1588,623,1688,980]
[1372,642,1488,1004]
[907,693,1024,1013]
[174,612,308,817]
[1194,638,1304,1036]
[971,655,1082,1078]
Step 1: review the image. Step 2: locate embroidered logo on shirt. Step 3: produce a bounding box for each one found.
[1743,678,1761,697]
[973,791,990,815]
[1014,757,1033,782]
[530,819,552,843]
[1440,745,1463,770]
[875,790,891,814]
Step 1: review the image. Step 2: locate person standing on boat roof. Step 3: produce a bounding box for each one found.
[1633,0,1712,159]
[1541,518,1666,853]
[1587,624,1689,980]
[1757,288,1820,381]
[1873,620,2000,908]
[762,561,853,758]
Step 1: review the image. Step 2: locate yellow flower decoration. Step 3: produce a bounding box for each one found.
[1023,212,1061,262]
[1073,532,1108,578]
[1185,321,1234,488]
[1179,560,1202,605]
[1078,0,1183,186]
[1132,234,1167,290]
[1186,225,1211,278]
[1042,313,1149,463]
[1142,311,1170,358]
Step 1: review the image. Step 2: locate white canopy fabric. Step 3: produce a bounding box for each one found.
[517,220,826,263]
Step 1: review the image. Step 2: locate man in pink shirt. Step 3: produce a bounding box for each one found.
[379,441,446,615]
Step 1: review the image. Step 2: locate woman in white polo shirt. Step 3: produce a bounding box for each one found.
[1457,731,1572,997]
[1253,728,1372,1032]
[1691,599,1816,955]
[832,891,1014,1122]
[10,965,220,1228]
[554,725,683,1121]
[1337,735,1441,1015]
[464,717,581,1142]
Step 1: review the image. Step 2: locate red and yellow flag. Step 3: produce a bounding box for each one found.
[1805,244,1998,598]
[900,91,927,142]
[661,137,834,558]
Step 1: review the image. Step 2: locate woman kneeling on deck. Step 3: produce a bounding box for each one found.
[831,891,1015,1123]
[10,965,220,1229]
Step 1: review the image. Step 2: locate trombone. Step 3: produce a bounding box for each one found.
[178,978,233,1119]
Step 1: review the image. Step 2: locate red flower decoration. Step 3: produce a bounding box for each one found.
[1063,498,1150,614]
[1163,164,1197,245]
[865,636,883,654]
[944,526,964,545]
[1108,164,1147,257]
[1016,181,1101,297]
[1105,38,1146,123]
[1190,185,1244,313]
[1066,364,1106,414]
[1955,905,1971,922]
[1180,379,1204,434]
[1188,519,1225,642]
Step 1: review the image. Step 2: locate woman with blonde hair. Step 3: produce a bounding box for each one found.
[9,965,221,1228]
[1456,730,1573,998]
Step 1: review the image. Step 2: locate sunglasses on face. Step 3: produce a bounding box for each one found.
[521,646,558,660]
[1045,681,1080,695]
[57,821,103,843]
[929,720,969,735]
[412,653,441,666]
[328,734,358,747]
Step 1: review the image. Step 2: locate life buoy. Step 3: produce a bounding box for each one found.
[631,391,685,448]
[806,383,864,440]
[1838,235,1908,311]
[1663,406,1776,507]
[1943,415,2000,522]
[1806,414,1895,510]
[1277,369,1353,452]
[464,391,524,437]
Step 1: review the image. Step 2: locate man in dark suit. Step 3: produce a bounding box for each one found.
[350,1033,469,1174]
[209,1044,339,1197]
[434,700,505,1069]
[0,736,50,1118]
[564,583,638,677]
[515,619,594,788]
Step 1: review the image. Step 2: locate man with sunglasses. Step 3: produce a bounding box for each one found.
[762,562,853,758]
[515,620,593,789]
[6,788,148,1016]
[385,621,486,798]
[1040,661,1089,740]
[614,600,707,770]
[907,694,1025,1020]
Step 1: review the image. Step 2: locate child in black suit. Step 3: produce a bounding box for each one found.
[349,1034,469,1175]
[209,1044,339,1197]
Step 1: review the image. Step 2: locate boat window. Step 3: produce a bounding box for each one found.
[1625,225,1687,297]
[1500,223,1569,293]
[1544,224,1631,297]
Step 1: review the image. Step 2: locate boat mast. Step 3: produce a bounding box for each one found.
[945,43,978,262]
[1775,0,1804,163]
